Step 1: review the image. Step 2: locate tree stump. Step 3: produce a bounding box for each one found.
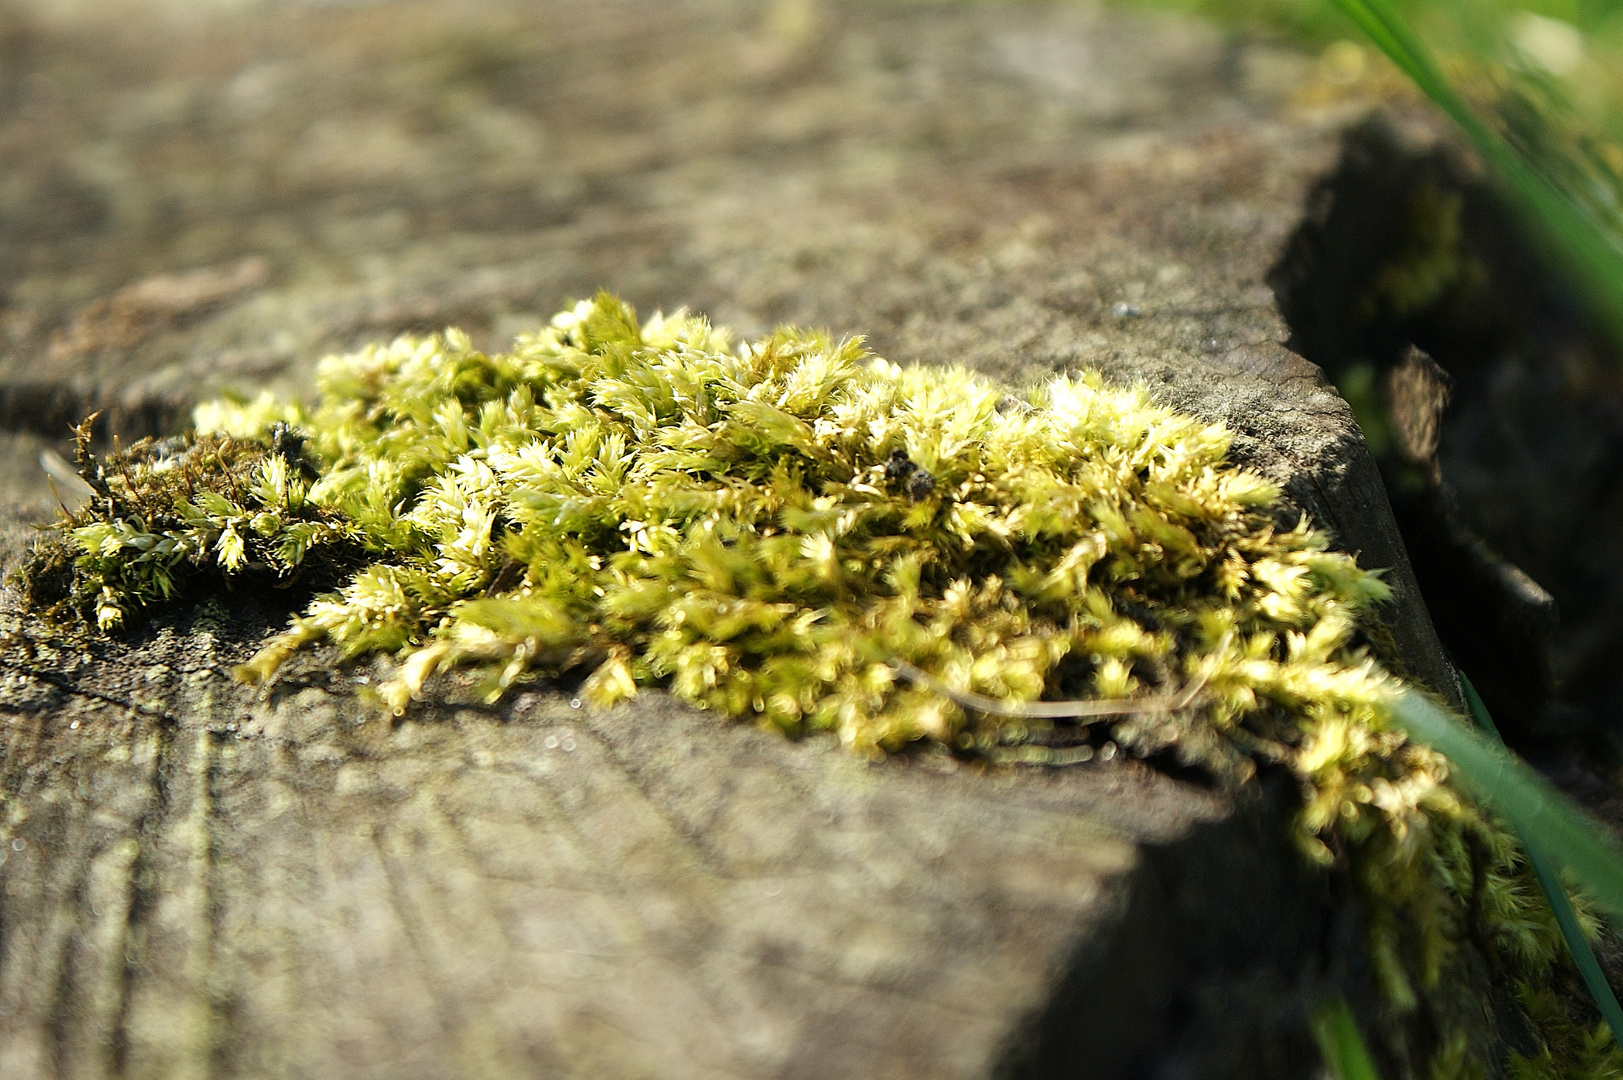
[0,2,1460,1077]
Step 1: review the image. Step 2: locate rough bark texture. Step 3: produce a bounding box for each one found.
[0,1,1461,1077]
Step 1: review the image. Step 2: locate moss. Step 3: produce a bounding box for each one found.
[1507,978,1623,1080]
[12,291,1617,1073]
[1360,181,1489,328]
[16,415,360,629]
[1335,360,1394,459]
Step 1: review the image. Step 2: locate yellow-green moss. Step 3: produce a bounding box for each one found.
[15,292,1616,1072]
[1506,977,1623,1080]
[1364,182,1487,322]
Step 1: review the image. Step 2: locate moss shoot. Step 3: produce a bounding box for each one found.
[12,292,1619,1074]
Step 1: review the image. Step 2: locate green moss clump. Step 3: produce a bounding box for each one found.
[14,292,1615,1070]
[1364,181,1487,322]
[1506,977,1623,1080]
[19,416,358,627]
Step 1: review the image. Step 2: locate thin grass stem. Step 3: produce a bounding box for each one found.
[1458,673,1623,1049]
[1328,0,1623,345]
[1388,688,1623,923]
[1311,994,1382,1080]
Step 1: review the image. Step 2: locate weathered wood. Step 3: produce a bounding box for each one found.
[0,1,1462,1077]
[0,615,1330,1080]
[1,0,1338,497]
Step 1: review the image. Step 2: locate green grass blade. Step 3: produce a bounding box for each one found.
[1389,688,1623,923]
[1311,994,1382,1080]
[1458,674,1623,1048]
[1327,0,1623,346]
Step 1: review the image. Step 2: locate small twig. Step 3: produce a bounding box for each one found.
[70,412,111,498]
[891,636,1226,721]
[45,475,73,519]
[0,654,180,725]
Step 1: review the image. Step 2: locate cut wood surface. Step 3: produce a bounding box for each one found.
[0,612,1308,1080]
[0,1,1461,1077]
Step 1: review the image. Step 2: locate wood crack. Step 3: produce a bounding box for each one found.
[107,721,174,1078]
[368,824,460,1044]
[198,729,225,1079]
[0,657,180,727]
[42,853,89,1079]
